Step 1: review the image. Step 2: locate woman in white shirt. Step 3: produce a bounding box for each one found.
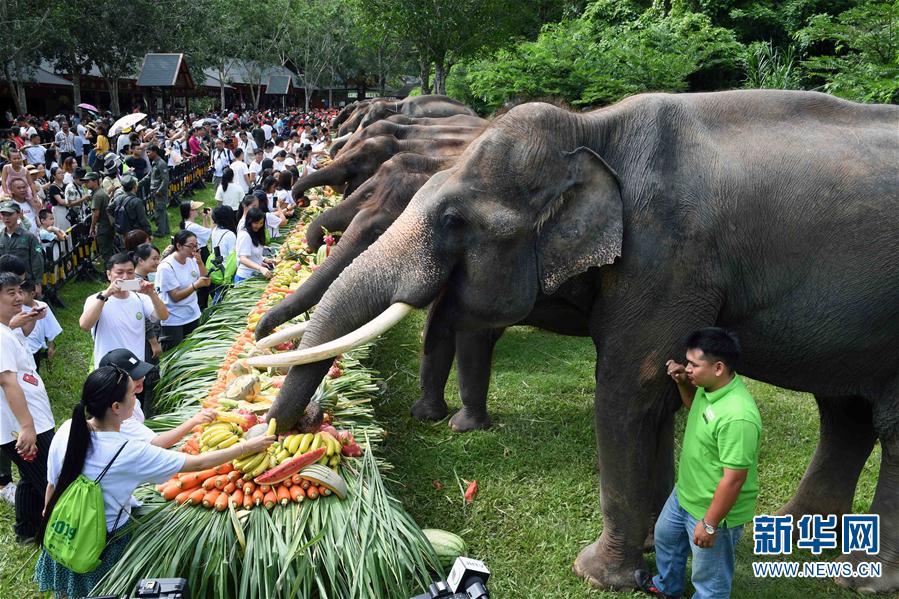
[35,366,275,598]
[214,167,243,210]
[154,230,211,351]
[234,208,273,283]
[208,206,238,303]
[237,192,287,241]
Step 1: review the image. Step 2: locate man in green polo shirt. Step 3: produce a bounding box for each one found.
[636,327,761,599]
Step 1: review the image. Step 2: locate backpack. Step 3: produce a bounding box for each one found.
[43,442,128,573]
[109,193,135,235]
[206,229,238,285]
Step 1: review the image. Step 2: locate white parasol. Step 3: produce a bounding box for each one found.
[109,112,147,136]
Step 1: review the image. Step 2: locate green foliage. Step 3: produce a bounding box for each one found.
[460,2,742,109]
[795,0,899,103]
[742,41,802,89]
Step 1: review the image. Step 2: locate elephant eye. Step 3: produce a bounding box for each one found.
[440,211,464,230]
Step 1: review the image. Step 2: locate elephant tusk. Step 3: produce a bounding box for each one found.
[255,321,309,349]
[246,303,414,368]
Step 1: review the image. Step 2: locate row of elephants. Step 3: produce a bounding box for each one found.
[246,92,898,592]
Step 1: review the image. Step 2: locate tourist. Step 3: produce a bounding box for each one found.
[124,229,150,252]
[1,149,36,200]
[19,277,61,370]
[146,145,170,237]
[54,121,75,163]
[79,253,169,368]
[234,208,272,283]
[63,167,87,224]
[37,209,66,248]
[229,148,250,194]
[179,200,212,263]
[35,365,274,597]
[214,167,243,210]
[211,138,233,188]
[0,201,43,294]
[155,230,210,351]
[22,134,46,167]
[0,271,55,545]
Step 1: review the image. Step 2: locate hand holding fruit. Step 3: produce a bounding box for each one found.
[190,408,218,427]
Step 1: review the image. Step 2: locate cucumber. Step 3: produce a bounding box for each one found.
[421,529,467,569]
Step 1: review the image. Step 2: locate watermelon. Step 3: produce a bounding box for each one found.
[422,529,467,569]
[254,448,326,485]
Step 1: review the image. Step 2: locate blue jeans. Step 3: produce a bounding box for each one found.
[653,489,743,599]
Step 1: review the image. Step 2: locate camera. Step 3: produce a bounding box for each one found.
[411,557,490,599]
[85,577,190,599]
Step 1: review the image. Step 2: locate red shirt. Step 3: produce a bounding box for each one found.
[188,136,202,156]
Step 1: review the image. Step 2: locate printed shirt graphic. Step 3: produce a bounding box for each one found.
[676,374,762,526]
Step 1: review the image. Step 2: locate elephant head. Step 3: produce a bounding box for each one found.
[254,103,624,431]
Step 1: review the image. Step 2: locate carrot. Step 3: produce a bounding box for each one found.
[243,481,256,496]
[243,491,255,509]
[290,473,303,485]
[277,485,291,506]
[213,463,233,475]
[187,488,206,505]
[252,489,264,506]
[161,483,181,501]
[178,468,218,488]
[214,491,230,511]
[235,478,245,488]
[290,485,306,503]
[230,489,244,507]
[213,474,230,489]
[175,489,193,505]
[258,484,271,494]
[202,475,220,491]
[227,471,242,482]
[319,485,331,497]
[202,489,221,509]
[300,479,311,490]
[223,482,237,494]
[306,486,319,500]
[263,490,277,510]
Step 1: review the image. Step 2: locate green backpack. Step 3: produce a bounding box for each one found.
[206,231,238,285]
[44,442,127,573]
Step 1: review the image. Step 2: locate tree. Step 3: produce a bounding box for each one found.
[46,0,95,117]
[0,0,55,114]
[795,0,899,103]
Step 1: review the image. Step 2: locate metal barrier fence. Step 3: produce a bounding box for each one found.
[40,153,211,302]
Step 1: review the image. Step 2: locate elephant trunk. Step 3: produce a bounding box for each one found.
[290,165,347,202]
[306,202,358,251]
[262,205,446,431]
[254,223,373,340]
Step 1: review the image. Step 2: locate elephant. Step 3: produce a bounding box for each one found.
[355,94,477,132]
[289,135,474,202]
[336,99,375,137]
[331,100,366,130]
[251,90,899,593]
[330,114,487,157]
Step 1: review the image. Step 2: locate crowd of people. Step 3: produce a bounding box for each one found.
[0,105,338,596]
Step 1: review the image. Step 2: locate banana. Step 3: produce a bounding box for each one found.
[266,418,277,436]
[201,423,232,436]
[217,436,239,449]
[276,449,290,463]
[238,452,266,473]
[309,433,323,452]
[297,433,314,454]
[248,454,270,479]
[201,427,231,444]
[319,432,339,457]
[328,454,341,467]
[203,430,234,448]
[317,453,329,465]
[286,435,302,454]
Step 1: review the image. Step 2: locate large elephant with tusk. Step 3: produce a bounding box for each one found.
[252,90,899,593]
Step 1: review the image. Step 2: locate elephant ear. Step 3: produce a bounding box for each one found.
[536,147,623,295]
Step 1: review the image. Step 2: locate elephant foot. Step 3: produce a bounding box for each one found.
[833,552,899,594]
[572,538,644,590]
[410,397,448,421]
[449,407,491,432]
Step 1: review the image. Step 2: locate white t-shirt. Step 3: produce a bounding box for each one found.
[119,414,155,443]
[261,124,273,141]
[237,213,283,240]
[22,302,63,353]
[185,221,212,246]
[48,421,185,531]
[212,149,233,177]
[23,144,46,166]
[275,189,294,207]
[230,160,250,194]
[0,323,55,445]
[14,201,40,236]
[210,228,236,260]
[116,134,131,154]
[215,184,244,210]
[235,229,264,279]
[155,255,202,326]
[87,291,157,368]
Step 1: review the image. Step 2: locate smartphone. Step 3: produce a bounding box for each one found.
[119,279,141,291]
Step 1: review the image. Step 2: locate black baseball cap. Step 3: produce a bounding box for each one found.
[99,348,155,379]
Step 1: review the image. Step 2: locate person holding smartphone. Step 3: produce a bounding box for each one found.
[154,230,210,352]
[80,253,169,369]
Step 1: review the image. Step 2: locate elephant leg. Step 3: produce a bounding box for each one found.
[449,328,504,432]
[411,326,452,421]
[835,396,899,593]
[778,396,876,519]
[643,409,677,553]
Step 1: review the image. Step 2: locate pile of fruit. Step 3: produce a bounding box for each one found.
[95,193,443,599]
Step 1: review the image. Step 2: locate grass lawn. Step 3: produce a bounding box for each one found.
[0,192,882,597]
